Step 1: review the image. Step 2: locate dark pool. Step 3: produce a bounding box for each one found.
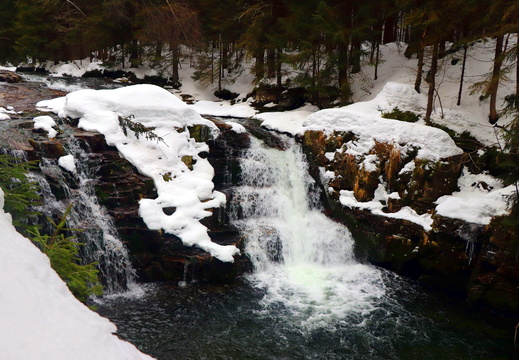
[96,271,516,360]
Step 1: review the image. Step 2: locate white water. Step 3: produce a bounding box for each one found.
[30,130,137,295]
[231,137,387,330]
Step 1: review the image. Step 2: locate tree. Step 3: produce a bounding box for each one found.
[0,0,17,62]
[139,0,202,85]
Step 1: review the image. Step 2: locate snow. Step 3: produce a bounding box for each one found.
[302,84,464,161]
[0,113,10,120]
[37,84,239,262]
[227,121,247,133]
[0,65,16,72]
[33,115,58,138]
[340,183,434,231]
[58,154,77,173]
[190,99,257,118]
[435,169,516,225]
[0,188,154,360]
[254,104,319,134]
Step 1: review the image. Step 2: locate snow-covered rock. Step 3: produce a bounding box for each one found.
[38,84,240,262]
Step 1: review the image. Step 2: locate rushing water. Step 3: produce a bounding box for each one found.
[96,132,515,360]
[28,122,136,294]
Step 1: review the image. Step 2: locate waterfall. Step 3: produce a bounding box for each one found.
[31,130,136,295]
[230,136,386,329]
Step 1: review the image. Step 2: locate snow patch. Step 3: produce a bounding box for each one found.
[33,115,58,138]
[340,184,433,232]
[435,169,516,224]
[58,155,77,174]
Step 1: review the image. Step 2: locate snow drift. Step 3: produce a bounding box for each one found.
[0,188,154,360]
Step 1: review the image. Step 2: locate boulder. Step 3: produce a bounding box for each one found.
[0,70,22,83]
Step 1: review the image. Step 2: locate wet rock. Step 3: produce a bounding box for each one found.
[301,127,519,312]
[38,140,66,158]
[0,70,22,83]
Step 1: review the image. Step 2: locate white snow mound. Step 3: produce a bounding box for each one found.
[0,188,154,360]
[303,83,463,161]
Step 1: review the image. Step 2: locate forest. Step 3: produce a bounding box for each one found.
[1,0,519,234]
[0,0,517,112]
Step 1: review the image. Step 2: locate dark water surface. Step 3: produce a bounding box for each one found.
[96,274,516,360]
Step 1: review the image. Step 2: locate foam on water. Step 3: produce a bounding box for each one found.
[231,136,386,330]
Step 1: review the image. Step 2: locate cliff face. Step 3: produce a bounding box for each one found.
[1,113,250,285]
[301,129,519,313]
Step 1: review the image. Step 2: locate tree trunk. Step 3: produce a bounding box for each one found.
[267,48,276,79]
[425,42,439,124]
[374,42,380,81]
[457,44,468,106]
[439,40,446,58]
[155,42,162,58]
[276,48,282,87]
[383,12,397,44]
[414,46,424,93]
[218,44,222,91]
[171,45,180,85]
[488,35,504,124]
[255,49,265,83]
[338,44,350,105]
[516,44,519,110]
[350,39,362,74]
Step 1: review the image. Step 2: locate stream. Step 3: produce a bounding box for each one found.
[96,128,514,360]
[6,74,517,359]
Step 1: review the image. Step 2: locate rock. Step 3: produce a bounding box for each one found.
[0,70,22,83]
[300,127,519,312]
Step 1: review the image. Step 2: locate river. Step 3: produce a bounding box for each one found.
[10,74,517,359]
[96,132,514,360]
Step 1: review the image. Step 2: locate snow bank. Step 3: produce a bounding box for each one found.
[303,83,463,161]
[190,99,257,118]
[0,188,154,360]
[255,104,319,134]
[435,169,516,225]
[37,84,239,262]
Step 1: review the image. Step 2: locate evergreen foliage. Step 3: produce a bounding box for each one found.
[382,107,420,122]
[118,114,167,146]
[0,154,103,303]
[29,205,104,303]
[0,155,40,234]
[2,0,517,107]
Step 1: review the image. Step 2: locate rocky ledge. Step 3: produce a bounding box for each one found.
[301,129,519,313]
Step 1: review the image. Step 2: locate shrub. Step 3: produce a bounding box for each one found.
[0,154,40,234]
[382,107,420,122]
[29,205,103,303]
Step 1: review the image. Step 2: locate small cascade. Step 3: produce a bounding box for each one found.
[31,128,136,294]
[230,136,386,329]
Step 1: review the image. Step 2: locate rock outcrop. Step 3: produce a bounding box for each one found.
[301,128,519,313]
[0,70,23,83]
[1,113,250,285]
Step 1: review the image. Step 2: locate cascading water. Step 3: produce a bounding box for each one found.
[230,136,386,329]
[93,125,512,360]
[32,126,136,294]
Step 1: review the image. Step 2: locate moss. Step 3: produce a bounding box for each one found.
[382,107,420,122]
[188,124,212,142]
